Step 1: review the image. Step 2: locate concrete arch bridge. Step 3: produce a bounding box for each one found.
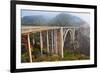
[21,26,79,62]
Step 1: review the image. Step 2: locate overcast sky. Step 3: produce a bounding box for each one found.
[21,10,90,24]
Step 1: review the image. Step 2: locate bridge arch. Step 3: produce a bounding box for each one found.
[63,28,75,49]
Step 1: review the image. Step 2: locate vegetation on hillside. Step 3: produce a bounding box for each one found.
[21,46,89,63]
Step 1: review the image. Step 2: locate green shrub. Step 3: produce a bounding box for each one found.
[62,49,89,61]
[50,54,61,61]
[21,52,29,63]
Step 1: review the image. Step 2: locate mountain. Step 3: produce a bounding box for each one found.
[48,13,86,26]
[76,29,90,56]
[21,13,87,27]
[22,15,46,26]
[79,24,90,37]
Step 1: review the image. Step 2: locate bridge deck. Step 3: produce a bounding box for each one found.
[22,26,79,34]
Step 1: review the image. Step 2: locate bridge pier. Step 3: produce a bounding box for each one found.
[60,28,64,58]
[46,30,50,53]
[27,34,32,63]
[40,31,43,54]
[51,29,54,54]
[54,29,58,54]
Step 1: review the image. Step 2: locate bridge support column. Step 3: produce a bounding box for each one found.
[27,33,32,63]
[54,29,58,54]
[40,31,43,54]
[73,28,75,42]
[46,30,49,53]
[60,28,64,58]
[32,34,35,47]
[72,28,76,50]
[51,30,54,54]
[70,28,75,42]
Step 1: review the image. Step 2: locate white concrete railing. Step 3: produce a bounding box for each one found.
[21,26,79,34]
